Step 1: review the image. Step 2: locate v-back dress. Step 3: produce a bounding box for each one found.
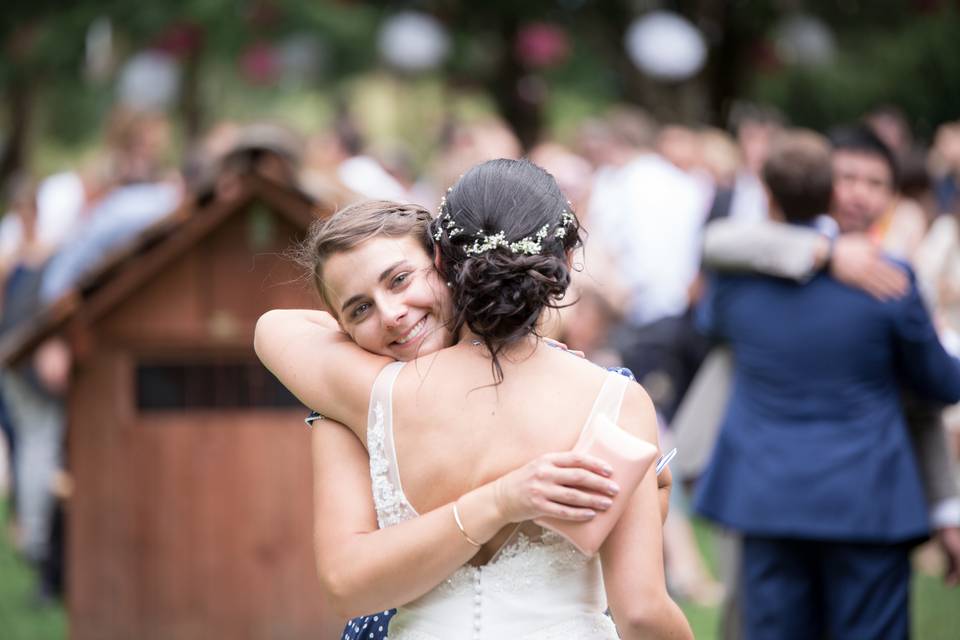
[363,361,629,640]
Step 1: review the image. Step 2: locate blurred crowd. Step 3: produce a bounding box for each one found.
[2,99,960,635]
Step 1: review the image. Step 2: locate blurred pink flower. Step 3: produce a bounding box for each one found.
[240,42,281,85]
[515,23,570,69]
[153,22,204,60]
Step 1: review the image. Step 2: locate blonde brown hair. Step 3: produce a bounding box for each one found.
[297,200,434,313]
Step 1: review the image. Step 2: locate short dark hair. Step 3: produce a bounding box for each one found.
[762,129,833,224]
[829,124,899,187]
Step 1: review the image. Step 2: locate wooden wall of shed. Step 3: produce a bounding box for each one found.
[68,204,340,640]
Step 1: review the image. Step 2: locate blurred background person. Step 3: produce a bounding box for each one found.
[696,129,960,639]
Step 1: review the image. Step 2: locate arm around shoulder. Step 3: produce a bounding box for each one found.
[254,308,387,433]
[703,218,824,281]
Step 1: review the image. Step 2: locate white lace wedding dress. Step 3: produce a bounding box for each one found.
[367,361,628,640]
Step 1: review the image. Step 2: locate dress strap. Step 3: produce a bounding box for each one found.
[577,371,630,441]
[368,360,406,420]
[366,361,418,520]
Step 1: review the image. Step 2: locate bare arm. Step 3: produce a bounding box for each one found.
[657,465,672,524]
[254,309,389,438]
[601,385,693,640]
[313,419,620,618]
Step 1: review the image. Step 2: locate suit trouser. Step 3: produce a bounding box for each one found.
[742,536,911,640]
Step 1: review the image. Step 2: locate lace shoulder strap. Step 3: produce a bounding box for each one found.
[367,360,406,459]
[577,370,630,439]
[366,361,418,527]
[367,359,405,426]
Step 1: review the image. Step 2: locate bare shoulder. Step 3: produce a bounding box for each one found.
[537,347,659,442]
[618,381,660,444]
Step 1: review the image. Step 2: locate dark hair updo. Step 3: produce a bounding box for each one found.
[430,158,582,381]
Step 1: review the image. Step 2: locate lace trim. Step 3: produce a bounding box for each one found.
[368,401,418,528]
[485,531,590,594]
[433,530,590,597]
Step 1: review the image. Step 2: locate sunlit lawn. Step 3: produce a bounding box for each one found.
[1,499,957,639]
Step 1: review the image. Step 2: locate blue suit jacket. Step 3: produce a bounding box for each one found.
[694,264,960,543]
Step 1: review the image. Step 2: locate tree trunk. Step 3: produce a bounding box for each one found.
[0,79,32,187]
[490,19,542,151]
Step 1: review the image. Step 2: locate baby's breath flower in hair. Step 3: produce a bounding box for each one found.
[450,212,574,256]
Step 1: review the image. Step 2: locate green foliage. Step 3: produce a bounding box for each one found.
[752,9,960,139]
[6,1,960,171]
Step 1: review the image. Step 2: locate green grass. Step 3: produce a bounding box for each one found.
[0,500,66,640]
[680,600,721,639]
[677,518,722,638]
[912,572,960,640]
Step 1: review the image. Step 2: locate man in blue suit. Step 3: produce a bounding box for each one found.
[695,128,960,639]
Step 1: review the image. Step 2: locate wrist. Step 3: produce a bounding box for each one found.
[456,483,506,544]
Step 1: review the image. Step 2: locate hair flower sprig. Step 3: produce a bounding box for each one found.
[434,193,576,255]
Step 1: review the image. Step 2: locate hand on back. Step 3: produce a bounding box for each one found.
[831,234,909,301]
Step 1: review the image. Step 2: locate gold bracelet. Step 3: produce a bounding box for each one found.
[452,501,483,547]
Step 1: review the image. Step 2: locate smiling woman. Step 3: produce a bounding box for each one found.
[323,235,450,360]
[295,201,453,360]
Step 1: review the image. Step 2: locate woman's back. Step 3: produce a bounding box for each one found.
[369,342,636,639]
[392,343,611,542]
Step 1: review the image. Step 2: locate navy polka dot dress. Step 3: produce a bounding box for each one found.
[342,610,394,640]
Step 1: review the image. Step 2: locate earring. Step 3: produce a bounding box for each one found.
[446,281,452,288]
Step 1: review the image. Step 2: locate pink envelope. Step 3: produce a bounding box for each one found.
[535,414,658,556]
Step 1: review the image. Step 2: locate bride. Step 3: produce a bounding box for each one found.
[257,159,691,639]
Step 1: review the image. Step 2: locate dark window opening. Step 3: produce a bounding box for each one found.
[136,361,303,411]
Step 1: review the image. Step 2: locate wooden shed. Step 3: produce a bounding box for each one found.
[0,169,343,639]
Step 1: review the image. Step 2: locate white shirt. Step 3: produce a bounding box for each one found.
[337,155,409,202]
[40,182,181,303]
[590,153,712,326]
[0,171,86,264]
[728,170,769,223]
